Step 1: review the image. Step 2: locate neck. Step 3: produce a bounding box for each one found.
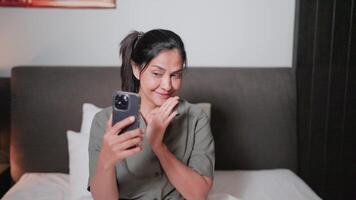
[139,91,157,121]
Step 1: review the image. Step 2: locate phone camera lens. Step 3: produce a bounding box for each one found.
[115,94,129,110]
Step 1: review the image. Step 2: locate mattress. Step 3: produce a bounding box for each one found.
[2,169,321,200]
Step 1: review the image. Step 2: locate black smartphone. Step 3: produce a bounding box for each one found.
[112,91,141,133]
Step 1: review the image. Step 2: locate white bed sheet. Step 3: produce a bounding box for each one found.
[2,169,321,200]
[211,169,321,200]
[2,173,70,200]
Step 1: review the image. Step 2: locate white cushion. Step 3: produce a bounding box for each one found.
[68,103,102,200]
[67,130,93,200]
[80,103,102,135]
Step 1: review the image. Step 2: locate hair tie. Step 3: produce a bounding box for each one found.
[137,32,144,40]
[134,32,144,49]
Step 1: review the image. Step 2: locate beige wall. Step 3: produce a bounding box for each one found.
[0,0,296,77]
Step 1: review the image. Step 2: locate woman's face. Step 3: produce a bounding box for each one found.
[133,49,184,109]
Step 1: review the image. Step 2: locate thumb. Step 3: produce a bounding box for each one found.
[106,114,113,131]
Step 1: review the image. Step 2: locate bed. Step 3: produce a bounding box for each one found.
[1,66,321,200]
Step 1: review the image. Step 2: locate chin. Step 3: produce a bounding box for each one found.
[152,97,167,106]
[151,92,172,105]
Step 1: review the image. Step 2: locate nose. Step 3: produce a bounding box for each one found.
[161,75,172,91]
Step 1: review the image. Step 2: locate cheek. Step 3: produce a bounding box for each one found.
[172,79,182,90]
[141,76,160,89]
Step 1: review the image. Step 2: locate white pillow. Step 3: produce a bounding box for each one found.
[68,103,102,200]
[80,103,102,135]
[67,130,93,200]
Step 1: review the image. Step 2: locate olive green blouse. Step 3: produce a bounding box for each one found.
[88,99,215,200]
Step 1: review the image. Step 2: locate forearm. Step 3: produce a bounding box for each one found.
[90,154,119,200]
[154,144,212,200]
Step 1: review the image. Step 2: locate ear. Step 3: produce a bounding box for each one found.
[131,61,140,80]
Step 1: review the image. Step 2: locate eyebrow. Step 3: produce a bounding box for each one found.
[151,65,184,74]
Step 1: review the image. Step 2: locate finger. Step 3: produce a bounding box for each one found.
[158,97,175,117]
[158,97,172,113]
[115,128,143,144]
[104,131,140,146]
[164,96,179,111]
[160,96,178,112]
[165,110,178,124]
[161,98,179,119]
[104,129,143,151]
[107,116,135,135]
[106,114,113,131]
[114,136,143,151]
[117,146,143,159]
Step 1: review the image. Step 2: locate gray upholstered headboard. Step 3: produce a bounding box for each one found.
[10,66,297,182]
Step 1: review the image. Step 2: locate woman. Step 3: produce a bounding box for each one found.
[88,29,215,200]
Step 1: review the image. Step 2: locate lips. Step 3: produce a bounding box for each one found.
[155,91,171,99]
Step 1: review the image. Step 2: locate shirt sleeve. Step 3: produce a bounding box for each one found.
[188,109,215,178]
[87,112,106,191]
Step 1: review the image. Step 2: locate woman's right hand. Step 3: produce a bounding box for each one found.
[99,115,143,171]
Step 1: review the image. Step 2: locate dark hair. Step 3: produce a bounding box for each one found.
[119,29,187,92]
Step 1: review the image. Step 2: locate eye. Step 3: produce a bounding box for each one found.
[152,71,163,77]
[171,73,182,79]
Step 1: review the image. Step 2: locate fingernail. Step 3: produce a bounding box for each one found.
[130,116,135,121]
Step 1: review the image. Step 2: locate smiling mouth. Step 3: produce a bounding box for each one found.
[155,91,171,98]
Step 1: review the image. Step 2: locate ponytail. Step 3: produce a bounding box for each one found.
[119,31,142,92]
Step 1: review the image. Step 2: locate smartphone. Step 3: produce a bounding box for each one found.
[112,91,141,133]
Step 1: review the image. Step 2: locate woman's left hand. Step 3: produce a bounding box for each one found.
[146,96,179,152]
